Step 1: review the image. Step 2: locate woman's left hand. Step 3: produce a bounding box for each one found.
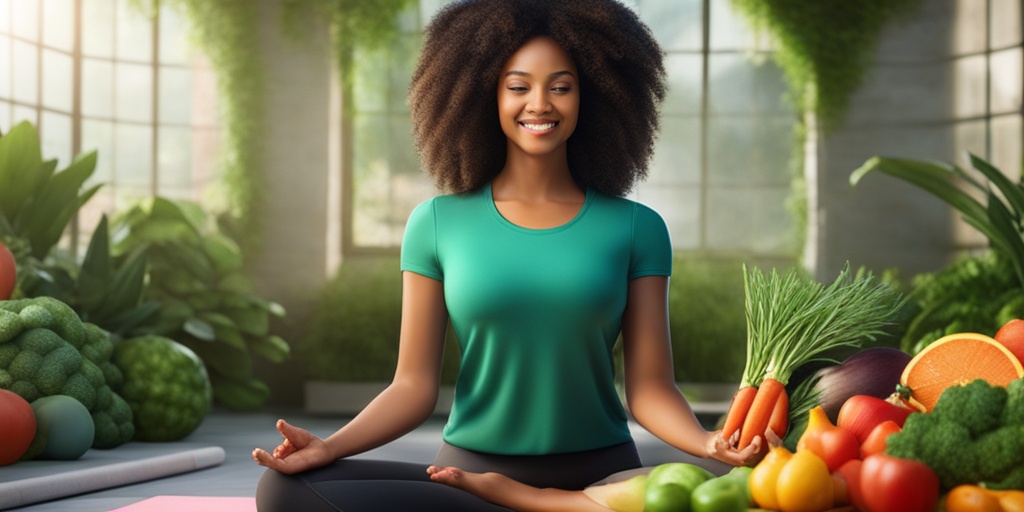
[705,428,781,467]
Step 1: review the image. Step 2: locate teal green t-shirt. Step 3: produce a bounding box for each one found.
[400,182,672,455]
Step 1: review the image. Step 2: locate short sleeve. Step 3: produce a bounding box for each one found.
[400,199,443,280]
[629,203,672,279]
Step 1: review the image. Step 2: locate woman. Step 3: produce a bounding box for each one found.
[253,1,765,510]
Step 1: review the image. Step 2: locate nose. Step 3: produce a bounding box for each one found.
[526,89,551,115]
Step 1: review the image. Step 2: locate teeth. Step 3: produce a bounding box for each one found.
[522,122,556,131]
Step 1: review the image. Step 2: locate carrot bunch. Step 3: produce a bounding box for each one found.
[722,264,905,450]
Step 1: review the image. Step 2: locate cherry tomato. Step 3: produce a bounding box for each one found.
[859,419,901,459]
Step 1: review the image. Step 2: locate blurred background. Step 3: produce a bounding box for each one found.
[0,0,1020,410]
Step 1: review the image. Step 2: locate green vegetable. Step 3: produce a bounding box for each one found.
[690,474,748,512]
[886,378,1024,490]
[113,335,212,441]
[0,296,134,449]
[644,463,715,512]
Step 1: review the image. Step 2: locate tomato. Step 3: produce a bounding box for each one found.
[835,459,868,512]
[0,240,15,300]
[837,394,913,444]
[750,445,792,510]
[0,389,36,465]
[859,419,901,458]
[859,453,939,512]
[775,450,833,512]
[796,406,860,472]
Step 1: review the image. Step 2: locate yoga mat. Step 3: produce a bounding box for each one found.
[0,446,226,510]
[109,495,255,512]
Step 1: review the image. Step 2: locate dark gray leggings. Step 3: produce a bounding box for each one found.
[255,441,642,511]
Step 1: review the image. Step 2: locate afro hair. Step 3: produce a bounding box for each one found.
[409,0,667,197]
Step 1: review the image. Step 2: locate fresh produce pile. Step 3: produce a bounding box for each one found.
[0,253,212,466]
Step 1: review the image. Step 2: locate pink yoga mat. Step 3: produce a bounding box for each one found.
[109,495,256,512]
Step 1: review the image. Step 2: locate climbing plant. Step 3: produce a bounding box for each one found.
[728,0,923,133]
[727,0,923,251]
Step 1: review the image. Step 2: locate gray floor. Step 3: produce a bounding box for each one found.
[0,408,729,512]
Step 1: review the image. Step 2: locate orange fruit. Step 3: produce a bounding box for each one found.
[994,318,1024,366]
[898,332,1024,412]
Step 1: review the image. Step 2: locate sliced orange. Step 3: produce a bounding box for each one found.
[898,332,1024,412]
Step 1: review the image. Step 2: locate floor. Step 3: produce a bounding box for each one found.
[0,408,729,512]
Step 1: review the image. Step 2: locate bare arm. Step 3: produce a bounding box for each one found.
[621,276,763,467]
[253,271,450,473]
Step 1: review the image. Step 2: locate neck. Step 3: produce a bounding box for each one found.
[496,145,579,200]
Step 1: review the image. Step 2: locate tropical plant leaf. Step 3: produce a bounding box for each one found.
[968,152,1024,220]
[0,121,47,219]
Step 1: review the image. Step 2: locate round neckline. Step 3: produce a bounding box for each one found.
[486,181,592,234]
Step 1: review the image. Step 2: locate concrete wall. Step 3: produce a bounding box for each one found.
[247,0,336,405]
[807,0,1023,282]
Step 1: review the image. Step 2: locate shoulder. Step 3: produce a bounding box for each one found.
[589,191,666,226]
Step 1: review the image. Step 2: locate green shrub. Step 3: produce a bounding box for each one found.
[301,256,460,383]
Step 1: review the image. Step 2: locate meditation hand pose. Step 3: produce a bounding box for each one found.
[253,1,768,510]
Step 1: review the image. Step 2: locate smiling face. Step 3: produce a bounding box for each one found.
[497,36,580,162]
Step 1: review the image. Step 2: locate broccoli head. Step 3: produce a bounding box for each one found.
[0,297,134,449]
[930,378,1006,438]
[1003,377,1024,425]
[887,379,1024,490]
[113,335,212,442]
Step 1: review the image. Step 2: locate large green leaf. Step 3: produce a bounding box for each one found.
[851,157,991,228]
[77,216,114,313]
[968,152,1024,220]
[0,121,48,220]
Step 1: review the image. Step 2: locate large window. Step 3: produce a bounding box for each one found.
[345,0,797,257]
[0,0,221,249]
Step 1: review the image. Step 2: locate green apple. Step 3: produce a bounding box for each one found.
[690,475,748,512]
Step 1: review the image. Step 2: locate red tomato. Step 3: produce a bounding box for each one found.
[0,240,15,300]
[837,395,913,444]
[836,459,868,512]
[860,420,901,459]
[860,453,939,512]
[797,406,860,472]
[0,389,36,465]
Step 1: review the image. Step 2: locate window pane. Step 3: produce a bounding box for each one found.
[82,0,114,58]
[707,185,794,253]
[640,0,703,51]
[12,104,36,125]
[0,100,10,131]
[662,53,702,115]
[12,40,38,103]
[42,0,74,51]
[159,5,192,64]
[0,0,11,32]
[116,0,152,62]
[707,115,793,186]
[191,60,219,127]
[991,0,1021,49]
[991,48,1022,114]
[12,0,39,42]
[40,109,70,164]
[157,125,192,193]
[159,65,191,124]
[81,118,114,186]
[114,123,152,190]
[82,57,114,118]
[41,47,71,111]
[0,35,11,99]
[708,53,788,115]
[115,62,152,122]
[646,115,701,185]
[352,46,388,113]
[953,54,987,118]
[708,0,759,51]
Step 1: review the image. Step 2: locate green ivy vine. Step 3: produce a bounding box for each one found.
[727,0,923,253]
[728,0,923,133]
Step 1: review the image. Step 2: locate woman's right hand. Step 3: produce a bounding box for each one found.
[252,419,334,474]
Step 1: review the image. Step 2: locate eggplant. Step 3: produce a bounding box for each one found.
[813,346,912,423]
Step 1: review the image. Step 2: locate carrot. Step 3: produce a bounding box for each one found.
[767,386,789,439]
[722,385,758,443]
[739,377,785,449]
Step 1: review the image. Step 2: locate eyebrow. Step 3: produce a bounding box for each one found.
[505,70,577,79]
